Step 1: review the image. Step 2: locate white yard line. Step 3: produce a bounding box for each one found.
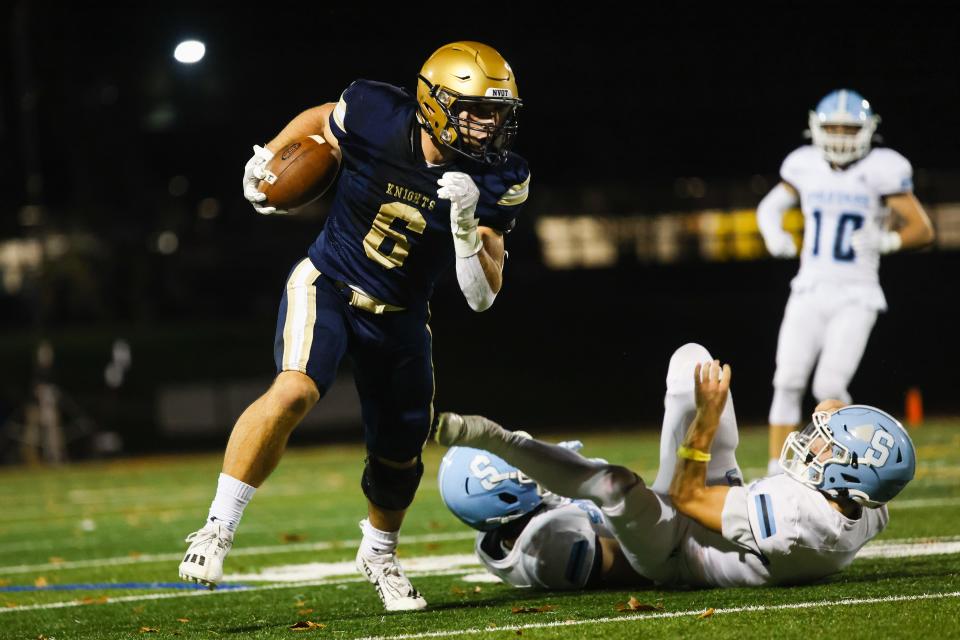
[0,532,476,575]
[352,591,960,640]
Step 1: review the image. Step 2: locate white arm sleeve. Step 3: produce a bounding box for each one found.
[456,253,497,312]
[756,183,798,244]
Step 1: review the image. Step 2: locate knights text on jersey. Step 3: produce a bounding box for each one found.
[307,79,531,309]
[720,474,888,585]
[475,499,610,590]
[780,145,912,293]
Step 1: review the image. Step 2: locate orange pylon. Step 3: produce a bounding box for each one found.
[905,387,923,428]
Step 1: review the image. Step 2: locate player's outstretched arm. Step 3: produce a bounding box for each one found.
[668,360,732,533]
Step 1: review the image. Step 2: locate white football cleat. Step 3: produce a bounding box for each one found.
[356,548,427,612]
[178,521,233,589]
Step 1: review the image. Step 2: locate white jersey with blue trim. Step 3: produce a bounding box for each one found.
[716,474,888,586]
[475,498,611,590]
[780,145,913,310]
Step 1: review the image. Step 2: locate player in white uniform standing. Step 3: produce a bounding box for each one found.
[757,89,934,476]
[435,343,916,588]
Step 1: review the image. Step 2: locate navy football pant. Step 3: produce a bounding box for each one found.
[274,258,434,462]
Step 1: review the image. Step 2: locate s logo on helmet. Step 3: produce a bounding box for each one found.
[469,455,502,490]
[862,430,896,466]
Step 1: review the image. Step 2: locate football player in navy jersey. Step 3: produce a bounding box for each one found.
[178,42,530,612]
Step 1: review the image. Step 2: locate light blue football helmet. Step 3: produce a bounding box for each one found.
[780,405,916,507]
[808,89,880,165]
[438,446,543,531]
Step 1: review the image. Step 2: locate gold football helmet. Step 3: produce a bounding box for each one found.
[417,41,521,165]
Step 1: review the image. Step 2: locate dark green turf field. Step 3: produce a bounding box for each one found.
[2,421,959,639]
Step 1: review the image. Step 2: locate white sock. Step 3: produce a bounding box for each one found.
[359,518,399,557]
[207,473,256,531]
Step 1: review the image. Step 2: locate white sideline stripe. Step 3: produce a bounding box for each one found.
[0,568,470,614]
[0,532,475,575]
[352,592,960,640]
[225,554,481,582]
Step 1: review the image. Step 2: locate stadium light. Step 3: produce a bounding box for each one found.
[174,40,205,64]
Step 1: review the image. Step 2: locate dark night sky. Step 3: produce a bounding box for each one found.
[4,2,960,215]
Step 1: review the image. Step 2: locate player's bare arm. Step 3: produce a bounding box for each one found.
[668,360,732,533]
[885,193,935,249]
[478,227,505,293]
[265,103,342,154]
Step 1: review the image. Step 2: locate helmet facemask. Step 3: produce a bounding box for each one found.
[780,411,852,490]
[808,116,877,166]
[418,75,521,165]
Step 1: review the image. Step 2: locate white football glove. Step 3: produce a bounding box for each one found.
[242,145,288,215]
[763,231,798,258]
[851,226,902,255]
[437,172,481,258]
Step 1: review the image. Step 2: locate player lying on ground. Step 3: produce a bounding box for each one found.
[436,343,916,588]
[177,42,530,612]
[757,89,934,476]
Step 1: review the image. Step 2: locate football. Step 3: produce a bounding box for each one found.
[257,135,341,210]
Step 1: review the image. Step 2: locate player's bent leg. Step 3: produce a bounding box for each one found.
[652,343,743,494]
[222,371,320,485]
[812,304,877,403]
[179,372,321,588]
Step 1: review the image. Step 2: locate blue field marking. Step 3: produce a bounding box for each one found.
[0,582,249,592]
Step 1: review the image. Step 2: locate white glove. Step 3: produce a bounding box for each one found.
[763,231,798,258]
[242,145,288,215]
[851,226,902,255]
[557,440,584,452]
[437,172,481,257]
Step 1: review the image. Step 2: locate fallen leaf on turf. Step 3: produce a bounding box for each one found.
[0,579,9,587]
[615,596,664,612]
[132,606,145,614]
[473,586,483,593]
[34,577,48,588]
[48,556,65,564]
[511,605,555,614]
[37,635,49,640]
[297,609,314,615]
[698,608,715,619]
[5,602,18,608]
[128,551,142,559]
[282,533,305,543]
[289,620,326,631]
[425,543,440,551]
[450,586,466,596]
[428,520,442,529]
[515,631,523,636]
[80,596,109,605]
[139,627,159,633]
[176,618,190,623]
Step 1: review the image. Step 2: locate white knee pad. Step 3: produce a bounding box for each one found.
[769,387,803,426]
[666,343,713,394]
[811,369,852,404]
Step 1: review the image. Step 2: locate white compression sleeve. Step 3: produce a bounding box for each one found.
[756,183,798,243]
[456,253,496,312]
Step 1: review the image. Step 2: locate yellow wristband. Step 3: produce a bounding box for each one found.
[677,445,711,462]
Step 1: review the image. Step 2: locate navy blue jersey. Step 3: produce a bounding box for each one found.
[308,80,530,309]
